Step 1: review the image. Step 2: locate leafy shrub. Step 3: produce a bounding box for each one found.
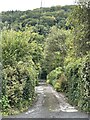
[65,56,90,112]
[0,95,10,112]
[47,67,62,83]
[54,82,61,92]
[46,79,50,84]
[1,29,38,115]
[47,67,67,92]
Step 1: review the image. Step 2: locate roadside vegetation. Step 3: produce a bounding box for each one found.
[0,1,90,115]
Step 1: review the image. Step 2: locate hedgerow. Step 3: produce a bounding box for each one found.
[1,30,38,115]
[65,56,90,112]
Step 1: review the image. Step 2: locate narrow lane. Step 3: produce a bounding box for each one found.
[3,82,89,119]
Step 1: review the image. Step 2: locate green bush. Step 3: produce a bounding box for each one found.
[0,95,10,112]
[54,82,61,92]
[65,56,90,112]
[47,67,62,84]
[47,67,67,92]
[1,29,38,115]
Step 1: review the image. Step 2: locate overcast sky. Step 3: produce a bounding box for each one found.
[0,0,75,12]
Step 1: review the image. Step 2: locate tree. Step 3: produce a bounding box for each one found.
[66,3,90,57]
[44,26,66,74]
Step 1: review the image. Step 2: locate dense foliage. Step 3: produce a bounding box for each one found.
[1,3,90,115]
[1,29,39,115]
[47,67,67,92]
[0,5,74,32]
[65,56,90,112]
[44,27,66,74]
[64,2,90,112]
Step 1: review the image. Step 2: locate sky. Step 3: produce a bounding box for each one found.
[0,0,75,12]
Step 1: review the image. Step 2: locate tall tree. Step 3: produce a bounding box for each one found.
[44,26,66,74]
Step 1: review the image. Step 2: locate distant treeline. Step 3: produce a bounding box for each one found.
[0,5,75,32]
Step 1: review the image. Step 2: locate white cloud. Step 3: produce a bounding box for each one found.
[0,0,75,12]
